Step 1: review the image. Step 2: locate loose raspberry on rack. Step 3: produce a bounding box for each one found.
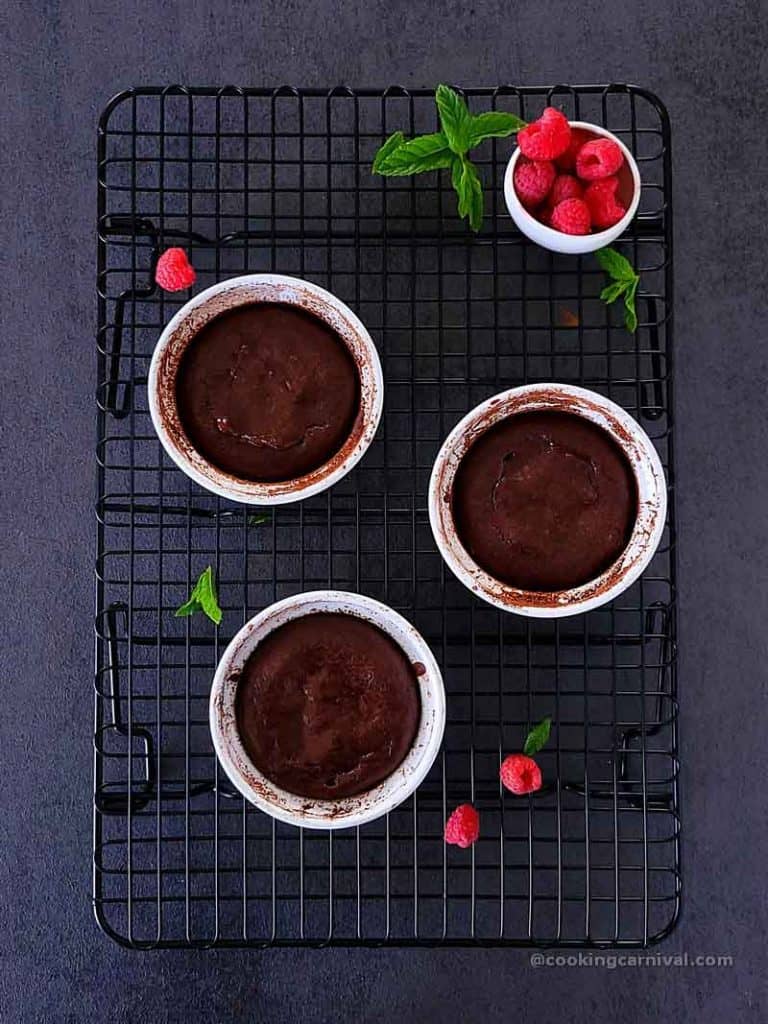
[584,176,627,229]
[517,107,571,161]
[575,138,624,180]
[513,159,556,208]
[155,247,196,292]
[555,127,592,171]
[444,803,480,848]
[500,754,542,795]
[550,197,591,235]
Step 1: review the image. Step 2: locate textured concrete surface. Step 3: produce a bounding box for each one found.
[2,0,767,1021]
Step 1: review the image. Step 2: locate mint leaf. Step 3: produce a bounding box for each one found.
[372,131,405,174]
[174,596,199,618]
[623,278,639,333]
[523,717,552,757]
[175,566,222,625]
[600,280,628,305]
[435,84,472,155]
[596,248,640,334]
[464,162,484,232]
[378,148,453,176]
[596,247,636,282]
[394,132,448,158]
[468,110,527,146]
[455,157,473,218]
[450,155,463,194]
[375,132,453,176]
[450,156,484,232]
[247,512,270,526]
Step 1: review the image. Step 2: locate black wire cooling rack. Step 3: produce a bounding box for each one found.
[95,85,679,949]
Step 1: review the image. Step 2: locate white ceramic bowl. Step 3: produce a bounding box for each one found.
[209,591,446,829]
[504,121,641,255]
[429,384,667,618]
[148,274,383,505]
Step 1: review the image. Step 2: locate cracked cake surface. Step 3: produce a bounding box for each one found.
[453,411,637,591]
[176,303,360,481]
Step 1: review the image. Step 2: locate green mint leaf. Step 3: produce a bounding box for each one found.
[624,305,638,333]
[375,132,453,176]
[372,131,405,174]
[600,280,628,305]
[377,148,453,176]
[466,167,484,232]
[393,132,448,158]
[175,566,222,625]
[468,110,527,146]
[174,595,201,618]
[523,716,552,757]
[596,247,637,283]
[247,512,270,526]
[450,154,463,195]
[623,278,639,333]
[452,156,483,231]
[456,158,473,218]
[435,84,472,155]
[596,247,640,334]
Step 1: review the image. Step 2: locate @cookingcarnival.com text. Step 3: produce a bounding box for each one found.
[530,952,733,969]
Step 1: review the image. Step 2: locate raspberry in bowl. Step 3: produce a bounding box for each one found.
[503,109,641,255]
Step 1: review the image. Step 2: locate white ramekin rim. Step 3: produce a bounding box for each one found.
[428,383,667,618]
[503,121,642,255]
[148,274,383,505]
[209,590,446,830]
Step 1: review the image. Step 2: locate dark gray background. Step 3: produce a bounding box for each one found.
[2,0,766,1020]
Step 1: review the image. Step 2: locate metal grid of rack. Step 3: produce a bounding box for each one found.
[95,85,679,948]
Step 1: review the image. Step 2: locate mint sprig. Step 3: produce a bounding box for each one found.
[523,716,552,757]
[175,565,222,625]
[372,84,526,232]
[596,247,640,333]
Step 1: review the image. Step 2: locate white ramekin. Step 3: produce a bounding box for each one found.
[428,384,667,619]
[209,591,446,830]
[504,121,641,255]
[148,274,383,505]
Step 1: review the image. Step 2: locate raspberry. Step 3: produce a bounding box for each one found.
[584,176,627,229]
[540,174,584,226]
[575,138,624,181]
[550,197,591,235]
[500,754,542,796]
[513,159,556,208]
[540,106,570,130]
[555,127,592,171]
[444,803,480,848]
[550,173,583,205]
[155,248,196,292]
[517,107,571,161]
